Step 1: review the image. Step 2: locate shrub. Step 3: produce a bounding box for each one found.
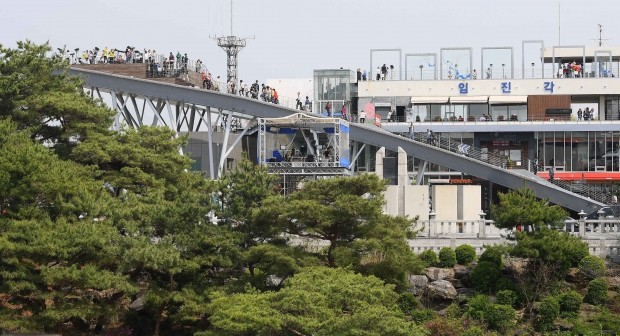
[419,249,438,268]
[584,278,609,305]
[466,295,515,332]
[467,294,491,318]
[411,309,436,324]
[495,277,517,292]
[439,247,457,268]
[578,255,607,279]
[455,244,476,265]
[485,304,516,332]
[558,290,582,316]
[535,296,560,332]
[469,261,501,293]
[397,292,419,314]
[462,326,484,336]
[495,289,517,307]
[479,246,503,267]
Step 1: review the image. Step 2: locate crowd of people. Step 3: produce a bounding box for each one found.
[577,107,596,121]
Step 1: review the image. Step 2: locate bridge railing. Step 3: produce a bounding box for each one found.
[405,131,613,205]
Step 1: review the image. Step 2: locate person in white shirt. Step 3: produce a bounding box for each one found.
[359,110,366,123]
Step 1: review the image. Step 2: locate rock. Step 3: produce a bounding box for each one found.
[605,276,620,289]
[456,288,475,299]
[453,265,470,279]
[447,278,463,289]
[566,268,581,283]
[505,257,527,273]
[554,320,574,331]
[129,295,145,311]
[265,275,283,287]
[426,267,455,281]
[408,274,428,295]
[427,279,457,300]
[579,303,600,320]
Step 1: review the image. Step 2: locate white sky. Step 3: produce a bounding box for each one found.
[2,0,619,82]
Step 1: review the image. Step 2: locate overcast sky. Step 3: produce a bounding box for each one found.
[2,0,619,82]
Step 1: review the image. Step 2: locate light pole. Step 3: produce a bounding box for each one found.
[419,64,423,80]
[502,63,506,78]
[531,62,535,78]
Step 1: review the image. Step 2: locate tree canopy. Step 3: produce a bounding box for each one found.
[491,187,567,230]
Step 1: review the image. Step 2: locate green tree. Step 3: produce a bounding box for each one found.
[0,121,133,333]
[0,41,114,158]
[262,174,422,288]
[491,188,567,231]
[205,267,426,336]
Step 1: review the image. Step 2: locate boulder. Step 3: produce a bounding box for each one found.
[427,279,457,300]
[453,265,471,279]
[447,278,464,289]
[579,303,600,320]
[566,268,581,283]
[408,274,428,295]
[426,267,455,281]
[605,276,620,289]
[456,287,476,300]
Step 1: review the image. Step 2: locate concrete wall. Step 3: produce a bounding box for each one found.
[433,185,458,220]
[460,185,482,220]
[383,185,429,222]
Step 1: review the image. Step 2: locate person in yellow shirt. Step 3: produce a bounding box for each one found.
[102,47,108,63]
[108,49,115,63]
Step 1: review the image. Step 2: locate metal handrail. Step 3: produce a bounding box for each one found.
[407,131,614,204]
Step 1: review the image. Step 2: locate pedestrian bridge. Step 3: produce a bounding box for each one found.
[68,67,606,212]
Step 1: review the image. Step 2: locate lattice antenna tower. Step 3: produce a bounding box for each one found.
[592,24,610,47]
[211,0,254,87]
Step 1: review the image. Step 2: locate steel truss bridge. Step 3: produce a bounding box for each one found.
[68,67,605,212]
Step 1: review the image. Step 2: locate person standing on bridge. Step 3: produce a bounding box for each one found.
[548,166,555,183]
[408,123,414,139]
[359,110,366,123]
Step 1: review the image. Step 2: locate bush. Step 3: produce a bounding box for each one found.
[466,295,515,332]
[419,249,438,268]
[439,247,457,268]
[495,289,517,307]
[469,261,501,293]
[397,292,419,314]
[485,304,516,332]
[584,278,609,305]
[462,326,484,336]
[495,277,517,292]
[558,290,582,316]
[479,246,503,267]
[455,244,476,265]
[578,255,607,279]
[535,296,560,332]
[411,309,436,324]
